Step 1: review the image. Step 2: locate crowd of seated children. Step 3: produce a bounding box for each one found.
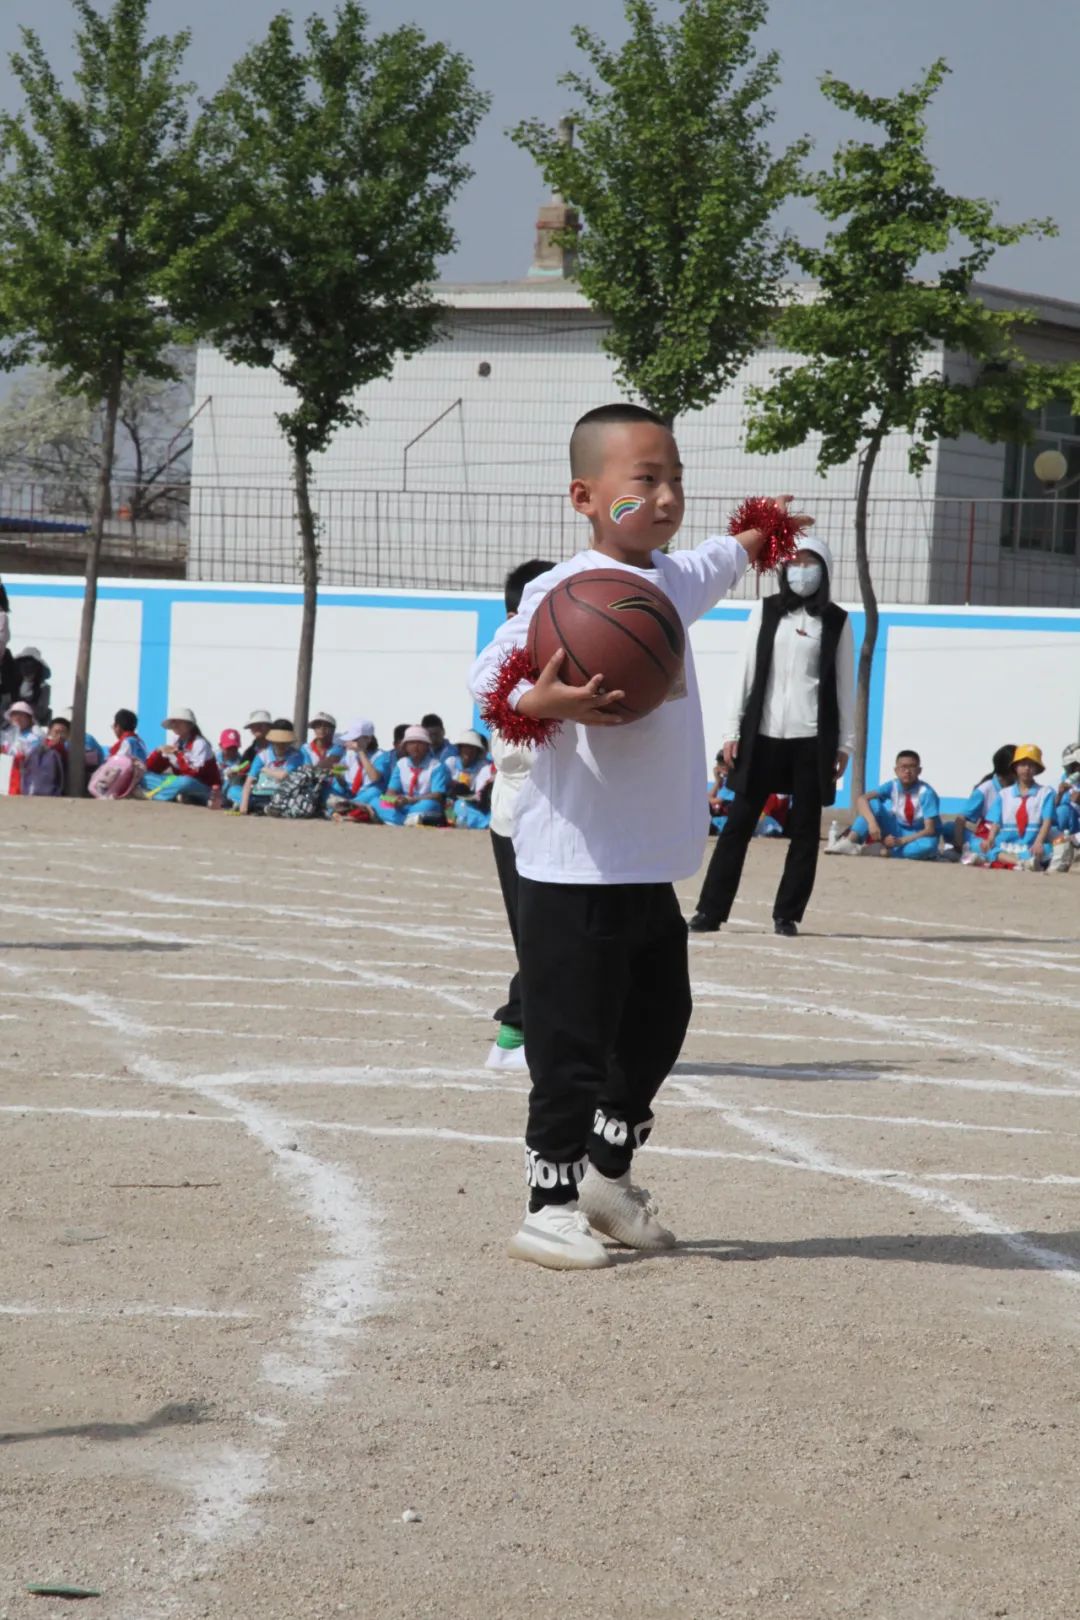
[707,751,789,840]
[821,743,1076,871]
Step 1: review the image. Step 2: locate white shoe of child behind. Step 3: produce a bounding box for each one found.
[485,1040,528,1073]
[508,1201,612,1270]
[578,1165,676,1250]
[826,835,862,856]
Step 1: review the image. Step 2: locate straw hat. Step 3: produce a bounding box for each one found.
[266,724,297,745]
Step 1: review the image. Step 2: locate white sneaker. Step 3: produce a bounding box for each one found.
[485,1040,528,1072]
[508,1201,612,1270]
[825,835,862,857]
[577,1165,676,1250]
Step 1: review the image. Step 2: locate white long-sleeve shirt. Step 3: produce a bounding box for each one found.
[469,536,748,884]
[723,600,855,754]
[489,731,533,839]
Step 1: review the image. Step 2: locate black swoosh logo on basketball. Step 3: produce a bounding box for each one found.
[608,596,684,657]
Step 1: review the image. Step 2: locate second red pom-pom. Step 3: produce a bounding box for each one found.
[728,497,801,574]
[479,644,561,750]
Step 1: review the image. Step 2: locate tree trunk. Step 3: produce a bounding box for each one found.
[68,371,122,797]
[850,423,886,804]
[292,448,319,737]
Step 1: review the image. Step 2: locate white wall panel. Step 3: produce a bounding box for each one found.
[168,599,479,748]
[880,624,1080,798]
[6,593,142,743]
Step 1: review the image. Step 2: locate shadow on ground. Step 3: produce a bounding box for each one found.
[0,940,189,953]
[673,1059,891,1083]
[804,933,1079,946]
[621,1232,1080,1270]
[0,1400,213,1446]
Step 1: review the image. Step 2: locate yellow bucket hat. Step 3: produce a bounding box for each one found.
[1011,743,1045,773]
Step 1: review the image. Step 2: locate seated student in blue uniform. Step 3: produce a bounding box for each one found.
[238,720,305,815]
[421,713,458,770]
[448,730,495,828]
[832,749,940,859]
[1054,742,1080,838]
[708,751,734,836]
[326,719,385,817]
[944,744,1016,853]
[375,725,450,826]
[975,743,1058,868]
[302,711,344,768]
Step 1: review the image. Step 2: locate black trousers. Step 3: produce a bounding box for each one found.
[517,877,692,1207]
[696,735,824,926]
[490,830,522,1030]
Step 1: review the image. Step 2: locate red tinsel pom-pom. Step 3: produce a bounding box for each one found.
[480,645,561,750]
[728,497,801,574]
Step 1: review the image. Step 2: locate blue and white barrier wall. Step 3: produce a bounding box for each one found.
[6,575,1080,813]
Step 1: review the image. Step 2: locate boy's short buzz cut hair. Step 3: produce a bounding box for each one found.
[504,557,555,614]
[570,402,671,478]
[896,749,921,763]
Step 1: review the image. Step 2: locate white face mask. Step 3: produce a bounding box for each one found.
[786,562,823,598]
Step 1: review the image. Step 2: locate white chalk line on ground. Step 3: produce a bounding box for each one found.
[9,1092,1080,1190]
[0,1301,253,1321]
[0,957,385,1585]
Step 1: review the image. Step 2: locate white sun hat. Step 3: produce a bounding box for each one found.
[163,706,198,727]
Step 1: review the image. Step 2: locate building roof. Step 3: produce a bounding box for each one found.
[431,275,1080,328]
[432,279,591,311]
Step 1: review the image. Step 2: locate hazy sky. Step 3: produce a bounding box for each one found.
[0,0,1076,300]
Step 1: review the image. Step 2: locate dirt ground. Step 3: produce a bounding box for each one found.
[1,799,1079,1620]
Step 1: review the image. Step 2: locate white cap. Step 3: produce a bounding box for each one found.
[341,718,376,742]
[245,709,272,728]
[455,729,488,753]
[163,706,198,727]
[309,710,337,729]
[790,534,833,577]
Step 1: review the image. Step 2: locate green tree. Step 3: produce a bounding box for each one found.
[744,60,1075,800]
[511,0,805,425]
[0,0,210,792]
[173,3,488,734]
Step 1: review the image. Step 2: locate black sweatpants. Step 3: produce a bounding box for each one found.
[517,876,692,1208]
[696,735,824,926]
[490,830,522,1030]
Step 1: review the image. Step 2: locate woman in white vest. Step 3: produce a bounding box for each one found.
[689,535,854,938]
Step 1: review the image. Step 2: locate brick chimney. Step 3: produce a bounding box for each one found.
[528,117,580,279]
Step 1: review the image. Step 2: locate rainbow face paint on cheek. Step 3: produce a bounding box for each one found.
[610,496,644,524]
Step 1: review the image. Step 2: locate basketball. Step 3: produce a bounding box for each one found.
[527,569,686,721]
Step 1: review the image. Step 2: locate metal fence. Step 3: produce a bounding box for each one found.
[1,479,1078,607]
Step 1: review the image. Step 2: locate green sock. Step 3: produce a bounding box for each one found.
[496,1024,525,1050]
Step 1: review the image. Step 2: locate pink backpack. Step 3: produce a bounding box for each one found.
[88,755,145,799]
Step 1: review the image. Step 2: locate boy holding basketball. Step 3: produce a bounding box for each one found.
[470,402,810,1269]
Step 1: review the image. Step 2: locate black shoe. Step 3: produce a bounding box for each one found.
[773,919,798,937]
[688,912,721,933]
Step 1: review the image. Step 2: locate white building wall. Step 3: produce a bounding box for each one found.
[188,293,941,603]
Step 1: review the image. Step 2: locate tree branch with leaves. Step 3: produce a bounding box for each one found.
[512,0,806,425]
[169,1,488,734]
[0,0,212,791]
[745,58,1075,800]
